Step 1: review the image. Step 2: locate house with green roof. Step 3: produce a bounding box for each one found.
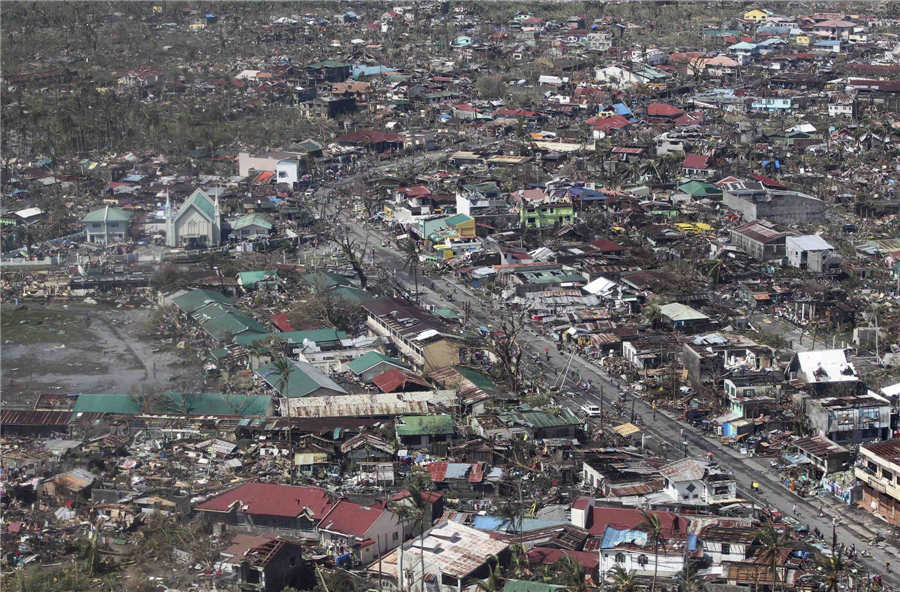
[280,327,348,353]
[258,358,347,398]
[191,301,268,342]
[171,288,232,315]
[677,180,722,199]
[345,351,410,382]
[82,206,133,244]
[395,414,456,448]
[231,214,273,240]
[237,270,280,291]
[165,188,221,248]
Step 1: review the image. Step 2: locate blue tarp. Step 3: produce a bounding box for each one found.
[600,526,648,549]
[612,103,632,116]
[688,533,698,552]
[444,463,471,479]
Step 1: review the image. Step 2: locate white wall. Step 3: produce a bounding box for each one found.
[600,549,685,578]
[175,206,212,244]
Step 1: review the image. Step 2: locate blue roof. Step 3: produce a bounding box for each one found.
[567,187,606,199]
[815,40,840,46]
[351,65,397,79]
[612,103,632,115]
[729,41,757,50]
[444,463,471,479]
[600,526,648,549]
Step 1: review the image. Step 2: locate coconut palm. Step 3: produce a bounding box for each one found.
[476,555,503,592]
[553,553,586,592]
[639,510,663,592]
[270,356,293,396]
[674,562,707,592]
[757,522,790,592]
[818,547,846,592]
[605,564,638,592]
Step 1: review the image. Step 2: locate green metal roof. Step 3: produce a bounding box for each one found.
[179,188,217,220]
[395,414,455,436]
[308,60,351,69]
[237,270,279,288]
[171,288,232,314]
[258,358,347,398]
[453,365,496,390]
[233,332,270,347]
[232,213,273,231]
[677,180,722,197]
[445,213,473,226]
[72,393,140,414]
[435,307,462,321]
[81,206,133,223]
[346,351,408,375]
[280,327,348,344]
[191,302,268,341]
[502,581,566,592]
[72,393,270,416]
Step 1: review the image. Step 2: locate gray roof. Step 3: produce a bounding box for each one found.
[659,302,709,322]
[786,234,833,251]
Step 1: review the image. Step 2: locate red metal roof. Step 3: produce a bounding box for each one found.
[527,547,600,570]
[195,482,333,519]
[1,410,72,427]
[318,499,386,538]
[683,153,711,170]
[270,313,295,332]
[583,504,689,537]
[370,368,431,393]
[425,461,448,482]
[749,173,787,189]
[590,238,625,252]
[468,462,485,483]
[253,171,274,184]
[586,114,631,131]
[647,103,685,117]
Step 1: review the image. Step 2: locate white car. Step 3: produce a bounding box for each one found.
[581,404,602,417]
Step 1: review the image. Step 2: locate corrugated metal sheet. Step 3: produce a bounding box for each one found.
[1,410,72,426]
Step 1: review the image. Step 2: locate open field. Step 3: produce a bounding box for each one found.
[2,302,202,407]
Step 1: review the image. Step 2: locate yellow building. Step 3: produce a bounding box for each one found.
[794,35,810,46]
[743,9,770,22]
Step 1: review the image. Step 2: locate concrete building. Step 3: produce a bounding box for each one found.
[166,188,221,248]
[82,206,133,244]
[722,188,826,224]
[856,440,900,526]
[660,458,737,505]
[729,221,787,260]
[785,235,840,272]
[806,392,891,445]
[238,151,305,184]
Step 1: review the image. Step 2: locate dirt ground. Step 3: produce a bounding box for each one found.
[2,302,202,408]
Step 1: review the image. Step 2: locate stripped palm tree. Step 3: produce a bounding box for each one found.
[605,564,637,592]
[756,522,790,592]
[639,510,663,592]
[476,554,503,592]
[674,562,706,592]
[818,547,846,592]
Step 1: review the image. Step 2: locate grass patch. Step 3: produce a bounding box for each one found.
[1,305,95,345]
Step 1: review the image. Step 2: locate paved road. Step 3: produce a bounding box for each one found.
[313,156,899,588]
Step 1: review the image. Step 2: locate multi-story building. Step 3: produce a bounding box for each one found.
[722,188,826,225]
[856,440,900,525]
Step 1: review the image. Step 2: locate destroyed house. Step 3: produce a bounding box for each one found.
[237,539,309,592]
[805,393,891,445]
[362,298,461,371]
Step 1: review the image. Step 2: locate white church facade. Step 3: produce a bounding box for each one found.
[165,188,221,248]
